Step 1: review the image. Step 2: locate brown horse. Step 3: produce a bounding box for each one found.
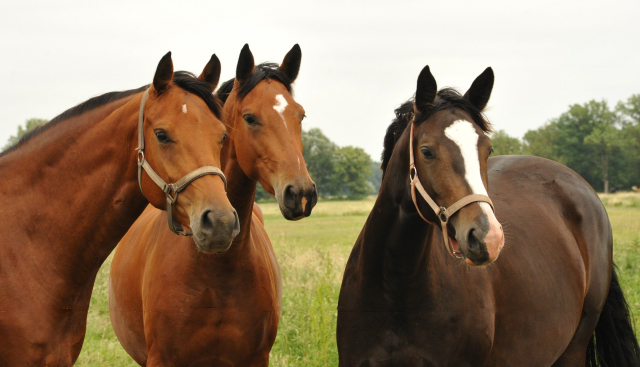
[0,53,237,366]
[337,66,640,366]
[108,44,317,367]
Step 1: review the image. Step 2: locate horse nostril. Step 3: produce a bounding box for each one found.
[200,210,214,233]
[232,209,240,234]
[467,228,481,256]
[283,185,297,209]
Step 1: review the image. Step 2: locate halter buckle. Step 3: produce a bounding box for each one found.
[136,148,145,165]
[438,207,448,223]
[410,165,418,181]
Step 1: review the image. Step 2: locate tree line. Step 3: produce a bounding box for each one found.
[491,94,640,193]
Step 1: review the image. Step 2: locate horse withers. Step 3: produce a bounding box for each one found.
[337,66,639,366]
[108,44,317,367]
[0,53,236,366]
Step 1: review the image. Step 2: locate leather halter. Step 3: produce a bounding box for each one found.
[409,121,494,258]
[136,89,228,236]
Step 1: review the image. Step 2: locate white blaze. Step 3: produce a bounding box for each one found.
[273,94,289,133]
[445,119,504,262]
[444,120,493,215]
[444,120,486,196]
[182,104,187,114]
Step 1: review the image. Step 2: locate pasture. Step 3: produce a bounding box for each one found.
[76,193,640,366]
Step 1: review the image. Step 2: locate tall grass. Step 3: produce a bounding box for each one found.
[75,194,640,366]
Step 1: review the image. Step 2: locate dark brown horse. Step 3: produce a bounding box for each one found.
[337,66,640,366]
[108,44,317,367]
[0,53,237,366]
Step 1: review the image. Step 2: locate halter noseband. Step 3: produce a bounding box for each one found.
[409,121,494,258]
[136,89,228,236]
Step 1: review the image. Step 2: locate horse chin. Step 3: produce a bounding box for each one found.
[192,237,234,254]
[277,203,306,221]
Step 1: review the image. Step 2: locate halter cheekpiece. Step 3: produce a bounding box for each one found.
[409,121,495,258]
[136,89,228,236]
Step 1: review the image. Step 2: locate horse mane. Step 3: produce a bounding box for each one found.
[215,62,293,104]
[2,71,221,156]
[380,88,493,175]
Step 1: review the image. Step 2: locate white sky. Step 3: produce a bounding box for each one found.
[1,0,638,160]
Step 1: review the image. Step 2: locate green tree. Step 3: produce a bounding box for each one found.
[368,161,383,194]
[490,130,524,155]
[302,128,338,197]
[3,118,48,150]
[523,121,562,162]
[555,100,622,193]
[524,100,628,192]
[333,146,372,200]
[616,94,640,125]
[615,94,640,189]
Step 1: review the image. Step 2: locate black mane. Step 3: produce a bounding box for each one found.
[215,62,293,104]
[2,71,221,156]
[380,88,493,174]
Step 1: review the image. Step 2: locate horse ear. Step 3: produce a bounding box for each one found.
[464,67,494,111]
[153,52,173,95]
[236,44,254,83]
[198,54,221,93]
[280,44,302,83]
[415,65,437,113]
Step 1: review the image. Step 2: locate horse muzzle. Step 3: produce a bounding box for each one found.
[190,207,240,253]
[276,181,318,220]
[457,203,504,266]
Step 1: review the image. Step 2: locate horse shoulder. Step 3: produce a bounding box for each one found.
[109,205,167,366]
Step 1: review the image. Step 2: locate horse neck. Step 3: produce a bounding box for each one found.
[221,138,259,252]
[357,127,439,283]
[0,94,147,284]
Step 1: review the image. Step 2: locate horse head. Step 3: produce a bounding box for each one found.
[410,66,504,265]
[219,44,317,220]
[139,53,239,252]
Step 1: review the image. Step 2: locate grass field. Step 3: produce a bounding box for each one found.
[75,193,640,366]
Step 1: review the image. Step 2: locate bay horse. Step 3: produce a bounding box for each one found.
[108,44,317,367]
[337,65,640,366]
[0,53,237,366]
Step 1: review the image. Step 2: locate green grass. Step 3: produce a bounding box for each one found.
[75,194,640,366]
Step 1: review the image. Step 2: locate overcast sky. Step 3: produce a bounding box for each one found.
[1,0,638,160]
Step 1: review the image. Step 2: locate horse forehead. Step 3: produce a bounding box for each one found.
[443,119,480,145]
[247,80,294,108]
[152,89,205,115]
[273,94,288,112]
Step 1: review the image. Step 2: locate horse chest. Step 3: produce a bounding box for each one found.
[387,309,493,364]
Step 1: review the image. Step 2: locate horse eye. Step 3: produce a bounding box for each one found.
[155,130,170,143]
[243,114,259,125]
[489,147,495,155]
[421,147,435,159]
[221,133,228,145]
[301,114,307,122]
